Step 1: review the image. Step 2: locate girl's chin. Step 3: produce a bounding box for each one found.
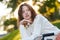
[25,18,29,20]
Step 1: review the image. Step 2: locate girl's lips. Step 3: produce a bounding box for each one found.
[25,15,29,17]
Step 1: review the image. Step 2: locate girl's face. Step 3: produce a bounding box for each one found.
[22,6,31,20]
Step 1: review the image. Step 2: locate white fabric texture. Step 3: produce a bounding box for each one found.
[19,14,60,40]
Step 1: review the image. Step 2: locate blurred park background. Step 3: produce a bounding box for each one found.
[0,0,60,40]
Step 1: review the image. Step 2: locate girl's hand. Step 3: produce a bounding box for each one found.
[20,19,27,25]
[20,19,32,26]
[55,33,60,40]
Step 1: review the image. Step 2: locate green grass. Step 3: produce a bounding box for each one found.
[0,30,19,40]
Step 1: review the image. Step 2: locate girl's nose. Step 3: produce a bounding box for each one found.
[25,11,28,14]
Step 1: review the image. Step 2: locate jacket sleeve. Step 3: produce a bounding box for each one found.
[40,14,60,35]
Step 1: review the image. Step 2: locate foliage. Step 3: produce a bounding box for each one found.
[39,5,47,14]
[7,0,19,12]
[3,18,17,30]
[4,18,17,26]
[53,22,60,29]
[44,0,56,8]
[39,0,56,14]
[38,0,60,21]
[7,28,15,32]
[48,9,60,21]
[33,0,40,2]
[0,0,3,1]
[3,19,10,26]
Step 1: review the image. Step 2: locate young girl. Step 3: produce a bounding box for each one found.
[18,3,60,40]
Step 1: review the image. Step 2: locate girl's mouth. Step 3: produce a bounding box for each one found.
[25,15,29,17]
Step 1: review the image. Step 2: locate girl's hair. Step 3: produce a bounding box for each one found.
[17,3,37,27]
